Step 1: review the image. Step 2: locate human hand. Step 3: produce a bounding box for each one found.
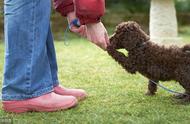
[67,12,110,50]
[67,11,87,37]
[86,22,110,50]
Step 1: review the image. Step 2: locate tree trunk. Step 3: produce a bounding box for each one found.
[149,0,182,46]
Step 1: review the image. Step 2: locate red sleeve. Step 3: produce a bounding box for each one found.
[54,0,105,25]
[53,0,74,17]
[75,0,105,25]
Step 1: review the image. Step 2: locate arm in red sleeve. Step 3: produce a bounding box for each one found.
[53,0,74,16]
[54,0,105,25]
[75,0,105,25]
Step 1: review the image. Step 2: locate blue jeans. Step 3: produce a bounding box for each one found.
[2,0,59,100]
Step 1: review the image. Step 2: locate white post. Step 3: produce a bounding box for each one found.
[150,0,182,46]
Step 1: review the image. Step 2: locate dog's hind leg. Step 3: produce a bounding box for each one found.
[175,83,190,103]
[145,80,158,96]
[177,81,190,103]
[174,67,190,102]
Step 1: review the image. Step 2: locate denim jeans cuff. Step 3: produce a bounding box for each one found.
[2,85,54,101]
[53,80,59,87]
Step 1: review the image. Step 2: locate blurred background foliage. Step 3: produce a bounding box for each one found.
[0,0,190,40]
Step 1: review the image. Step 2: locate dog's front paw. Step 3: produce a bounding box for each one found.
[145,91,156,96]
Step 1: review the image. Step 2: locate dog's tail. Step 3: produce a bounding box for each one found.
[182,44,190,54]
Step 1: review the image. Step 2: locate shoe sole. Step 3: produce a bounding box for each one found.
[3,99,77,113]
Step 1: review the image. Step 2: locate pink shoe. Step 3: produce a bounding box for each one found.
[2,92,78,113]
[54,85,87,100]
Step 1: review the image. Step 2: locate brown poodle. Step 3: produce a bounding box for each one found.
[107,21,190,102]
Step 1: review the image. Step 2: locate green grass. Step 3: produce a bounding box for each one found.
[1,34,190,124]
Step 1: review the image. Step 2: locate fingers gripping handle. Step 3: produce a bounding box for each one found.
[69,18,81,29]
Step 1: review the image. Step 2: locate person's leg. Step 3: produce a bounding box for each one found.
[2,0,54,100]
[2,0,77,113]
[46,26,59,87]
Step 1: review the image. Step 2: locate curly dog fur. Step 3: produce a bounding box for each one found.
[107,21,190,102]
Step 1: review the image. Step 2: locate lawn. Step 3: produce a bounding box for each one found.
[1,34,190,124]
